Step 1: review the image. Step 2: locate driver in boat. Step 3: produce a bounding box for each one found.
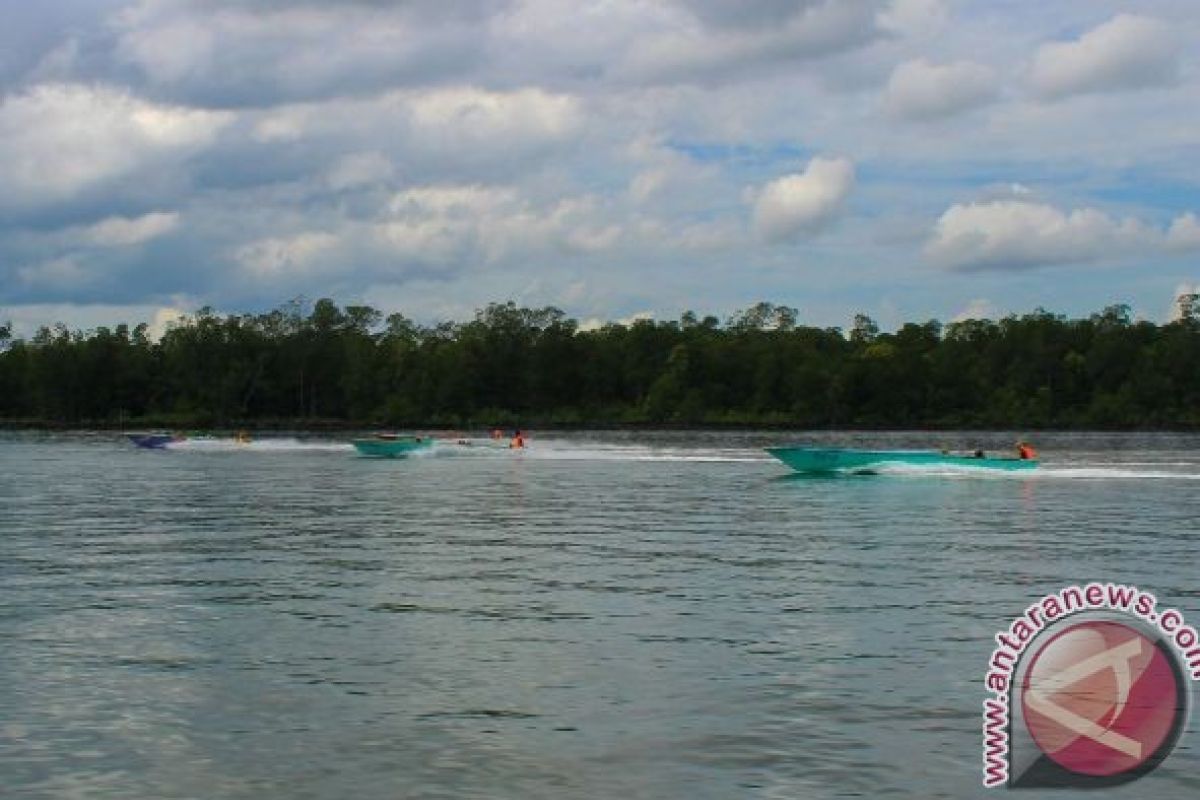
[1016,441,1037,460]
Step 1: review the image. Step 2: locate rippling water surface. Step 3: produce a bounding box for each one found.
[2,430,1198,799]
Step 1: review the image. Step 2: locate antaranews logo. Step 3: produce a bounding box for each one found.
[982,583,1198,789]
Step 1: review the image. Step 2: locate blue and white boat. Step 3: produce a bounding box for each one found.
[766,446,1038,474]
[127,433,182,449]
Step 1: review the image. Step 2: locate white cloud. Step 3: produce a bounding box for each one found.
[375,185,499,265]
[753,157,855,243]
[885,58,998,120]
[16,257,93,292]
[377,185,621,265]
[578,310,654,332]
[629,169,669,205]
[248,86,582,167]
[0,83,230,208]
[672,220,744,251]
[976,182,1036,202]
[1167,213,1200,251]
[228,183,627,287]
[117,17,216,84]
[951,298,998,322]
[84,212,181,247]
[112,1,476,103]
[623,135,723,213]
[324,152,395,191]
[1,302,195,339]
[618,0,878,83]
[251,112,306,143]
[926,199,1161,271]
[148,306,190,339]
[878,0,949,38]
[235,231,341,277]
[406,87,582,152]
[30,38,82,82]
[1029,15,1180,100]
[682,0,826,31]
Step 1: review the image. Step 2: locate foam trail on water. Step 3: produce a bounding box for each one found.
[518,438,769,463]
[426,438,769,463]
[169,437,353,452]
[1035,466,1200,480]
[870,462,1200,480]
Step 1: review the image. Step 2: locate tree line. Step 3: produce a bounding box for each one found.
[2,296,1200,429]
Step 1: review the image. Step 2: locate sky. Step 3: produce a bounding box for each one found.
[0,0,1198,335]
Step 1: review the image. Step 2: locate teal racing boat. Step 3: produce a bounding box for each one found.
[765,446,1038,474]
[352,435,435,458]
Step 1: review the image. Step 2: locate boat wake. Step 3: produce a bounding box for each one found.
[868,462,1200,481]
[153,436,757,462]
[142,436,1200,478]
[167,437,353,452]
[1035,466,1200,480]
[428,438,766,463]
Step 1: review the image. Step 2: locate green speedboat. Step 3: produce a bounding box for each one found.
[352,435,435,458]
[765,446,1038,474]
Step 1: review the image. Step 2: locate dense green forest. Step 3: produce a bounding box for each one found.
[2,296,1200,429]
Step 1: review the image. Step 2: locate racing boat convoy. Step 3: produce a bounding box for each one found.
[126,428,528,458]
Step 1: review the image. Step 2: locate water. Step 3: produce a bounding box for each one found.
[1,430,1198,799]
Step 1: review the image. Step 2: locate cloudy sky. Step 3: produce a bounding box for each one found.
[1,0,1198,334]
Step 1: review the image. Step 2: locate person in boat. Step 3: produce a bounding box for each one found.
[973,449,985,458]
[491,428,504,440]
[510,429,525,449]
[1016,441,1037,460]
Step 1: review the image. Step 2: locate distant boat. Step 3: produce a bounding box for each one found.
[128,433,182,449]
[765,446,1038,474]
[351,435,435,458]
